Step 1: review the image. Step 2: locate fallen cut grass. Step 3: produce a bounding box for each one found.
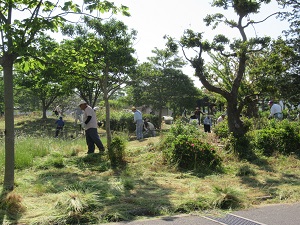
[0,115,299,224]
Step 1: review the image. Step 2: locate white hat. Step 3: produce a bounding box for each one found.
[78,100,87,106]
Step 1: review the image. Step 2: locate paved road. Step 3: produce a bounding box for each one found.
[101,203,300,225]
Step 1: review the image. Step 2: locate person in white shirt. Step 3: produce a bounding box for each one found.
[132,107,143,140]
[203,114,212,133]
[79,100,105,154]
[268,100,283,120]
[144,119,156,137]
[74,106,83,127]
[217,114,225,124]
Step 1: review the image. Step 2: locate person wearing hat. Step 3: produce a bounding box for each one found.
[132,107,143,140]
[268,100,283,120]
[78,100,105,154]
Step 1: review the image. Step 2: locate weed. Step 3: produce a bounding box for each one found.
[212,186,243,210]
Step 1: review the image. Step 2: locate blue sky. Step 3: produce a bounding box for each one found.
[108,0,290,87]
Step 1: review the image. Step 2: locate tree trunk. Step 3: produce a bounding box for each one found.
[3,54,15,190]
[103,72,111,150]
[158,108,163,129]
[42,99,47,119]
[105,96,112,149]
[226,98,247,138]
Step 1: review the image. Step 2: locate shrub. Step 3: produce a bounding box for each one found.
[213,120,229,139]
[169,135,222,171]
[252,120,300,156]
[109,135,127,168]
[99,110,159,133]
[160,121,222,172]
[224,133,255,160]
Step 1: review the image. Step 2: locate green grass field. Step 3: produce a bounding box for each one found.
[0,114,299,224]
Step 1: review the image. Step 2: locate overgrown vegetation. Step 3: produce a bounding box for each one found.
[0,115,299,224]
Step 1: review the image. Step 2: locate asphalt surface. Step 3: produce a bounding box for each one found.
[101,203,300,225]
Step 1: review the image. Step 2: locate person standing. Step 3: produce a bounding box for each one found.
[268,100,283,120]
[132,107,143,140]
[79,100,105,154]
[53,104,61,117]
[194,107,204,125]
[55,116,65,138]
[203,114,212,133]
[74,106,83,127]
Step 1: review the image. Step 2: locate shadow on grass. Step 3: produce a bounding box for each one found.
[14,117,82,139]
[32,153,174,223]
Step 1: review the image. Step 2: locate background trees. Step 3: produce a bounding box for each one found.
[277,0,300,105]
[60,17,137,148]
[129,47,200,126]
[15,35,72,119]
[0,0,124,190]
[167,0,281,139]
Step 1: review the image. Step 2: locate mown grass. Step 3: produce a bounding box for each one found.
[0,115,299,224]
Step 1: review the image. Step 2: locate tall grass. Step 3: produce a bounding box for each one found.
[0,136,51,170]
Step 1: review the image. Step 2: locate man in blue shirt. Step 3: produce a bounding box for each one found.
[55,116,65,137]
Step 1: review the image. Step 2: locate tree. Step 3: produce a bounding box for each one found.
[277,0,300,105]
[58,34,104,108]
[129,46,199,126]
[0,72,3,114]
[0,0,124,190]
[15,35,72,118]
[166,0,276,139]
[61,17,137,149]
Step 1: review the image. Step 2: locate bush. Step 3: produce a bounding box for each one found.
[169,135,222,171]
[109,135,127,168]
[224,133,255,160]
[99,110,159,133]
[252,120,300,156]
[213,120,229,139]
[160,121,222,172]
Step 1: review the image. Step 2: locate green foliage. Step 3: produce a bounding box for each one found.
[160,121,222,172]
[175,197,210,213]
[109,135,127,168]
[224,133,254,160]
[100,110,159,133]
[38,153,65,169]
[213,120,229,139]
[252,120,300,156]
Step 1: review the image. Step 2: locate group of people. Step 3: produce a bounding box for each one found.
[131,107,156,141]
[188,99,283,133]
[53,99,283,154]
[189,107,220,133]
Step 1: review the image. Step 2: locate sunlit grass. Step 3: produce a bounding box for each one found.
[0,115,299,224]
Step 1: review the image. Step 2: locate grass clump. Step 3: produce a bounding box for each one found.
[0,191,26,220]
[212,186,243,210]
